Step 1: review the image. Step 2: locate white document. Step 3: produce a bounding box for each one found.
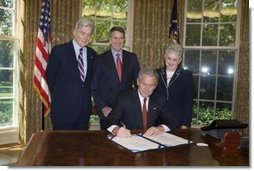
[110,134,159,152]
[109,133,193,153]
[144,132,193,147]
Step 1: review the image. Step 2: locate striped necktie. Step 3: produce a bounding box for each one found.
[77,48,85,83]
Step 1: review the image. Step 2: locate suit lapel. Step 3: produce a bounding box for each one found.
[168,68,181,88]
[133,90,143,127]
[160,68,167,88]
[147,94,160,126]
[107,50,121,84]
[85,47,94,80]
[68,42,81,83]
[121,50,127,83]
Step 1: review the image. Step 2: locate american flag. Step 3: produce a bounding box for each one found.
[169,0,180,43]
[33,0,51,117]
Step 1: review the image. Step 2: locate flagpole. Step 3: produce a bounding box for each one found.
[33,0,51,131]
[169,0,180,44]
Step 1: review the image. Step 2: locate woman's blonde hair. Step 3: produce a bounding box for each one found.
[164,43,183,59]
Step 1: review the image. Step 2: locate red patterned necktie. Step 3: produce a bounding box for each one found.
[142,98,147,129]
[116,53,122,81]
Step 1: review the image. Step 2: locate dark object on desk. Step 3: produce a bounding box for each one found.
[201,119,248,139]
[213,131,241,157]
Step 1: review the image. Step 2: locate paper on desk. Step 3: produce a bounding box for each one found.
[143,132,193,147]
[110,134,159,152]
[109,133,193,153]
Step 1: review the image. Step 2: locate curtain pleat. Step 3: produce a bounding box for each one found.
[234,0,249,134]
[19,0,82,143]
[133,0,179,69]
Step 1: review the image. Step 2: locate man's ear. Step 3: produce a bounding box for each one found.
[136,79,140,86]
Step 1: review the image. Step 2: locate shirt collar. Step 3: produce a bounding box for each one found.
[137,90,149,102]
[111,49,122,60]
[73,40,86,57]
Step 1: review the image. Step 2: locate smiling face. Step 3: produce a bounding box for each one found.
[137,74,157,98]
[109,30,125,52]
[164,52,182,72]
[73,26,93,47]
[163,43,183,72]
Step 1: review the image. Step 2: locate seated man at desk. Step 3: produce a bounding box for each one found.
[107,67,176,137]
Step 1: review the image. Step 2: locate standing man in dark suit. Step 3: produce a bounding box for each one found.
[155,43,194,129]
[46,18,97,130]
[107,68,176,137]
[92,26,140,130]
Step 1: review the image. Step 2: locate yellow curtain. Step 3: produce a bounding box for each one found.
[133,0,184,68]
[18,0,81,143]
[234,0,249,133]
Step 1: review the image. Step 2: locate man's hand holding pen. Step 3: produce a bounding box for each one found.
[112,126,131,138]
[111,122,166,138]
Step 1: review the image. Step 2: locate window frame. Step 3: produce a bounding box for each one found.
[0,0,19,144]
[82,0,132,53]
[183,0,241,126]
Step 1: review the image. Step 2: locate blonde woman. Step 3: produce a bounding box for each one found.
[155,43,194,129]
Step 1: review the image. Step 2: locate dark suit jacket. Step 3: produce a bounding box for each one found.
[107,90,176,130]
[45,41,97,127]
[92,49,140,115]
[155,67,194,128]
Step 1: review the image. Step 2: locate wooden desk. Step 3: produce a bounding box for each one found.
[16,129,249,166]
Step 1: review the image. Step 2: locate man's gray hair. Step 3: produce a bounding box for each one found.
[138,67,159,82]
[74,18,95,34]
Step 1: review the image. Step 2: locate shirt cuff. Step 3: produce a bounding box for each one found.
[107,125,118,133]
[161,124,170,132]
